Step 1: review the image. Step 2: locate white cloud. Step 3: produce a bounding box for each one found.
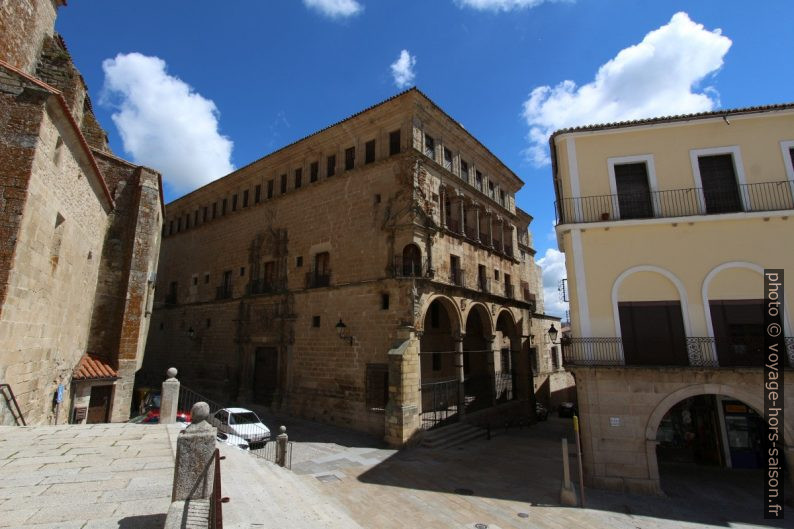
[101,53,234,195]
[455,0,557,11]
[522,12,732,165]
[303,0,363,18]
[537,248,568,319]
[390,49,417,89]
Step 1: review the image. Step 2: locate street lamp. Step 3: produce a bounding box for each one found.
[335,318,354,345]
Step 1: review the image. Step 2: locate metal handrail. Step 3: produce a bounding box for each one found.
[555,179,794,225]
[209,449,229,529]
[0,384,26,426]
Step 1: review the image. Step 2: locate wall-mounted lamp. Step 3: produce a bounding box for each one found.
[547,323,559,344]
[335,318,355,345]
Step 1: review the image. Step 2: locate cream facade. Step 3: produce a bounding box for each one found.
[552,105,794,494]
[144,89,570,444]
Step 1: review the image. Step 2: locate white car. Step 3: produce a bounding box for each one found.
[210,408,270,448]
[216,431,250,450]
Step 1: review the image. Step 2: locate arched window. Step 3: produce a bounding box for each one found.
[402,244,422,277]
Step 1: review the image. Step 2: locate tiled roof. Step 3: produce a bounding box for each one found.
[73,354,118,381]
[550,102,794,137]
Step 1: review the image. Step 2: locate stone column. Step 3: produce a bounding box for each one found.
[498,218,505,252]
[161,367,180,424]
[474,204,481,242]
[454,332,466,419]
[384,329,421,447]
[172,402,216,501]
[440,186,447,229]
[486,335,497,406]
[458,194,466,235]
[487,210,494,247]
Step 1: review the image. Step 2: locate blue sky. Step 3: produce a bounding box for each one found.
[56,0,794,317]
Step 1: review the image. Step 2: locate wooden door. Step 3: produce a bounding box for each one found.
[698,154,742,213]
[253,347,279,405]
[86,385,112,424]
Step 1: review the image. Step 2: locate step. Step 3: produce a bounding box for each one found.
[421,422,486,450]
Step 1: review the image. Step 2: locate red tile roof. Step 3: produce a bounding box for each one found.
[73,354,118,381]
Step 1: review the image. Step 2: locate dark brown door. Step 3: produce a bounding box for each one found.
[619,301,688,366]
[698,154,742,213]
[253,347,279,405]
[86,385,113,423]
[615,162,653,219]
[709,300,764,366]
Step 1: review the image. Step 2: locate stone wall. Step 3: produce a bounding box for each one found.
[0,0,58,75]
[572,366,794,495]
[0,98,109,425]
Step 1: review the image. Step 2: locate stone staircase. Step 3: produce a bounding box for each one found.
[420,422,487,450]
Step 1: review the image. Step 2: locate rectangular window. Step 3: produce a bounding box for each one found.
[475,170,483,190]
[280,174,287,194]
[240,267,245,277]
[296,256,303,268]
[192,275,198,286]
[267,179,274,199]
[184,214,190,230]
[194,210,199,226]
[204,273,210,284]
[424,134,435,159]
[499,189,506,206]
[460,160,469,181]
[365,140,376,164]
[488,181,495,199]
[614,162,653,219]
[709,299,765,366]
[389,130,401,155]
[698,154,742,214]
[443,147,452,171]
[212,203,217,219]
[312,315,321,328]
[177,217,182,232]
[366,364,389,411]
[345,147,355,170]
[232,194,238,211]
[203,207,208,222]
[243,190,249,207]
[381,293,390,310]
[327,154,336,177]
[450,255,462,286]
[222,198,227,215]
[551,347,560,370]
[310,162,319,182]
[618,301,688,366]
[294,168,302,189]
[255,184,261,204]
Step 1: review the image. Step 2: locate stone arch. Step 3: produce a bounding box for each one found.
[463,302,493,338]
[417,294,462,335]
[611,265,692,339]
[644,383,794,488]
[701,261,792,338]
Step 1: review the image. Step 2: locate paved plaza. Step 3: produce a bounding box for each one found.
[0,416,790,528]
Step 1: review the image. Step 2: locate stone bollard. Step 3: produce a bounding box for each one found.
[559,437,578,506]
[275,425,288,467]
[160,367,180,424]
[172,402,217,501]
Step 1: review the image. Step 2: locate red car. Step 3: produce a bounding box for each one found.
[129,408,191,424]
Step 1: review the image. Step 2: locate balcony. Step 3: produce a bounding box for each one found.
[504,283,514,299]
[562,336,793,368]
[447,219,461,234]
[393,256,430,278]
[306,271,331,289]
[216,285,232,300]
[247,279,285,295]
[464,225,478,240]
[555,179,794,225]
[503,245,513,257]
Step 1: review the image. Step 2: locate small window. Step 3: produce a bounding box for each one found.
[475,170,483,191]
[327,154,336,177]
[345,147,355,170]
[159,322,164,331]
[212,203,217,219]
[232,194,238,212]
[296,256,303,268]
[295,168,302,189]
[310,161,319,182]
[312,315,321,328]
[499,189,505,206]
[255,185,261,204]
[488,181,495,199]
[443,148,452,171]
[206,318,211,328]
[424,134,435,159]
[267,180,274,198]
[494,270,500,281]
[194,210,199,226]
[243,189,249,207]
[240,267,245,277]
[204,273,210,284]
[460,160,469,181]
[192,276,198,286]
[177,217,182,232]
[374,194,381,204]
[389,130,401,155]
[203,207,208,222]
[222,198,227,215]
[381,293,390,310]
[365,140,376,164]
[280,174,287,194]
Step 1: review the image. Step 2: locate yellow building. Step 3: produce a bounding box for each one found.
[551,104,794,494]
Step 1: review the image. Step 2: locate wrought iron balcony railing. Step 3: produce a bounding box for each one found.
[247,278,286,295]
[562,336,792,368]
[504,283,514,299]
[393,256,430,278]
[450,268,465,287]
[216,285,233,300]
[306,271,331,288]
[464,225,478,240]
[478,276,490,293]
[555,179,794,225]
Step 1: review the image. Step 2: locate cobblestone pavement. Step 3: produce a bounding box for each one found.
[253,414,792,529]
[0,423,175,529]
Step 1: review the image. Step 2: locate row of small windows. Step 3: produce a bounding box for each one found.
[164,130,403,237]
[423,132,511,208]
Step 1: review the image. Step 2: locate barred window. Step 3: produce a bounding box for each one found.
[366,364,389,412]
